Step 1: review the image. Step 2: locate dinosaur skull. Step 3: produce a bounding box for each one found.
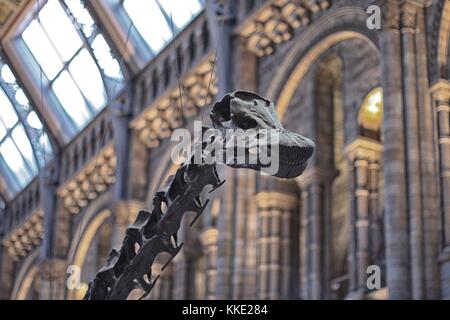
[210,91,315,179]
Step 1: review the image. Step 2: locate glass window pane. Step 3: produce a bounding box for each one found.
[39,133,53,157]
[15,89,29,106]
[22,20,63,80]
[64,0,95,37]
[26,111,44,130]
[11,125,37,173]
[0,89,18,129]
[39,0,83,62]
[52,71,91,128]
[91,35,123,80]
[0,123,6,140]
[1,65,16,84]
[68,49,107,110]
[158,0,202,29]
[123,0,172,52]
[0,138,33,186]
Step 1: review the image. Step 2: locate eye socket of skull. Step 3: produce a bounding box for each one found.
[212,94,233,123]
[232,113,258,130]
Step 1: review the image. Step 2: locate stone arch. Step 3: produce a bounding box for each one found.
[263,8,383,299]
[264,7,380,121]
[65,192,113,299]
[10,249,40,300]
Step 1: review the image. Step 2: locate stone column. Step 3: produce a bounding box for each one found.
[299,188,309,299]
[345,138,383,298]
[159,263,174,300]
[256,192,298,300]
[354,157,370,294]
[296,169,335,300]
[431,81,450,247]
[380,0,410,299]
[40,162,59,260]
[39,259,67,300]
[232,170,248,299]
[172,254,188,300]
[430,80,450,299]
[215,167,235,299]
[205,0,235,96]
[368,161,382,264]
[200,228,219,300]
[112,201,144,249]
[401,1,426,299]
[415,3,440,300]
[148,260,173,300]
[0,250,14,299]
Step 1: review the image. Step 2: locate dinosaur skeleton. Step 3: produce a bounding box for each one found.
[83,91,314,300]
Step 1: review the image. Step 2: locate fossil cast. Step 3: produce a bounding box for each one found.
[83,92,315,300]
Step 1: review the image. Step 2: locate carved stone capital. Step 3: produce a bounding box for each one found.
[401,0,432,8]
[200,228,219,248]
[400,1,417,32]
[431,79,450,102]
[381,0,401,30]
[256,192,298,210]
[344,138,384,162]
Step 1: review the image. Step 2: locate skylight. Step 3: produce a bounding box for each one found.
[0,61,52,196]
[122,0,203,55]
[22,0,124,130]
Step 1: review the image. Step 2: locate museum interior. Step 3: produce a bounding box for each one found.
[0,0,449,300]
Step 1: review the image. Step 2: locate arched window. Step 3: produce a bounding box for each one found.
[21,0,124,131]
[358,87,383,140]
[121,0,203,56]
[0,59,53,197]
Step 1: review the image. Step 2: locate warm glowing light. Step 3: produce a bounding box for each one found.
[358,88,383,132]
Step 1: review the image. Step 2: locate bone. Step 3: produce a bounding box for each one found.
[83,92,314,300]
[211,91,315,178]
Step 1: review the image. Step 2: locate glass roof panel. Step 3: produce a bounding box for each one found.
[91,34,123,80]
[158,0,203,29]
[11,125,38,173]
[0,137,34,187]
[39,0,83,62]
[0,88,18,129]
[26,111,44,130]
[22,20,64,80]
[0,65,16,84]
[0,56,55,199]
[123,0,172,53]
[21,0,124,133]
[52,70,91,128]
[68,49,107,110]
[0,123,6,141]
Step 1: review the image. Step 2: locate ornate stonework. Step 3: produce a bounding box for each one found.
[0,0,24,31]
[239,0,332,57]
[57,144,116,215]
[2,209,44,262]
[132,56,218,149]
